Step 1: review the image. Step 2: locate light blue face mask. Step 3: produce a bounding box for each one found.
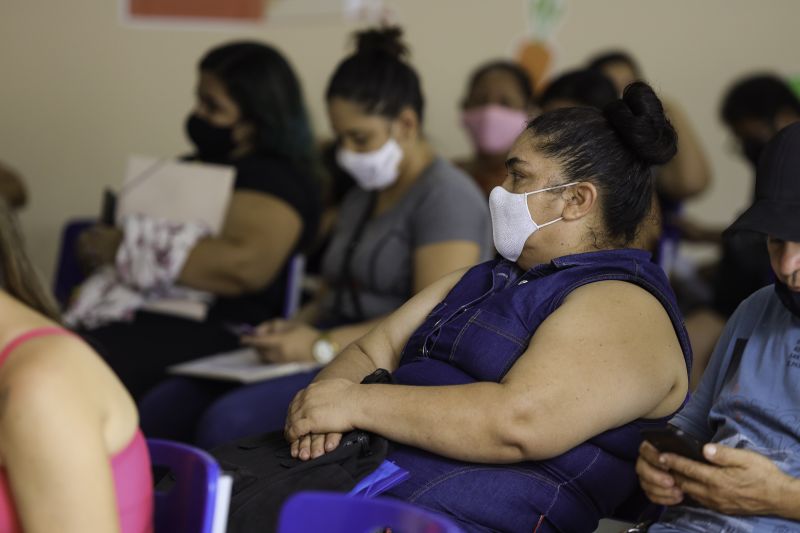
[488,182,576,261]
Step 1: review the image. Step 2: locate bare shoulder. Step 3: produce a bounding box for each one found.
[562,280,678,327]
[515,279,688,423]
[0,334,138,454]
[557,280,687,403]
[541,279,686,378]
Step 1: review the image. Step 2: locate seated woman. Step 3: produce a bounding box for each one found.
[75,41,320,399]
[0,202,151,532]
[456,60,536,197]
[285,83,692,532]
[139,27,493,449]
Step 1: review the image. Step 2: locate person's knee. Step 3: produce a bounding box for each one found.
[196,391,275,449]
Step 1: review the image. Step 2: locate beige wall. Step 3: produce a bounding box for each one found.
[1,0,799,282]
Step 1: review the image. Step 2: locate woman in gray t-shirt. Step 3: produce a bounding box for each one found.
[242,27,492,370]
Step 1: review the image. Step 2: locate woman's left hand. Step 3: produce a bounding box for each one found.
[285,379,360,455]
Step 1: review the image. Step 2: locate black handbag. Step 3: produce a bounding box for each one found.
[212,369,393,533]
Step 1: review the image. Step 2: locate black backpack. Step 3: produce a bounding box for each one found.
[211,369,393,533]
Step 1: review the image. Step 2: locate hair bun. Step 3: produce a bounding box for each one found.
[602,82,677,166]
[354,26,408,60]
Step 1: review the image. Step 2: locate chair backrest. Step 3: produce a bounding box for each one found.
[277,491,464,533]
[52,218,96,308]
[281,254,305,319]
[147,438,230,533]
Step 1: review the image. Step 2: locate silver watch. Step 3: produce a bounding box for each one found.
[311,337,337,365]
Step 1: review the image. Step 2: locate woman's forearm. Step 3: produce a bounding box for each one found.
[351,382,528,463]
[327,317,384,352]
[313,342,379,384]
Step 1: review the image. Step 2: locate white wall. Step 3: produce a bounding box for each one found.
[1,0,799,281]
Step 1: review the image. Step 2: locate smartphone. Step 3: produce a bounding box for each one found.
[641,426,708,464]
[223,322,256,337]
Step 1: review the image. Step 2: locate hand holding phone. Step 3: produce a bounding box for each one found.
[641,426,708,464]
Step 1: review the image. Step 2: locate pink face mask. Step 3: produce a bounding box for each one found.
[461,104,529,155]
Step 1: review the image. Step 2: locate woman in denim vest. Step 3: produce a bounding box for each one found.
[284,82,692,533]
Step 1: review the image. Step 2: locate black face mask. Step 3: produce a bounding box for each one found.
[185,114,236,160]
[775,281,800,318]
[741,137,766,169]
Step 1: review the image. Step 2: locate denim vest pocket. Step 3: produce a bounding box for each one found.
[448,309,529,381]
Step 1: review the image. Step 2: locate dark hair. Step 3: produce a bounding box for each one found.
[0,201,60,321]
[326,27,425,123]
[465,60,535,106]
[527,81,677,245]
[587,50,641,78]
[200,41,314,164]
[539,68,617,110]
[720,74,800,126]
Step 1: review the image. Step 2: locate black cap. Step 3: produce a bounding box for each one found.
[725,122,800,242]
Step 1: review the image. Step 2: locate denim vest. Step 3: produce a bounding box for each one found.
[388,249,692,532]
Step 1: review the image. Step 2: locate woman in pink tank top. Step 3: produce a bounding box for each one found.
[0,204,152,532]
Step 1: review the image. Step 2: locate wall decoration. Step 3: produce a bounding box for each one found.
[516,0,566,93]
[127,0,267,21]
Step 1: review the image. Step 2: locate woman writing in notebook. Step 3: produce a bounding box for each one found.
[0,201,152,532]
[74,41,321,399]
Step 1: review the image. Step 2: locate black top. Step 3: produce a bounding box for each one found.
[195,153,320,324]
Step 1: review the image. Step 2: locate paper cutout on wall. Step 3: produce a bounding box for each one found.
[516,0,566,93]
[128,0,267,20]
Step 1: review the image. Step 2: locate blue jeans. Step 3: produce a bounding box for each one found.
[385,444,616,533]
[139,369,320,449]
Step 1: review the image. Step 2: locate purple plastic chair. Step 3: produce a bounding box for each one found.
[148,438,231,533]
[277,491,464,533]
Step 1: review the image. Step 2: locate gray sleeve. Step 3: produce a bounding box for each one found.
[670,288,768,441]
[410,168,492,254]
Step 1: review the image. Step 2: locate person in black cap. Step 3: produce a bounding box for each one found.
[635,122,800,532]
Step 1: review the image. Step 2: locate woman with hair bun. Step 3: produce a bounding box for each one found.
[140,27,492,448]
[285,82,692,532]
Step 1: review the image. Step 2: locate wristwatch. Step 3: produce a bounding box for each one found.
[311,333,339,365]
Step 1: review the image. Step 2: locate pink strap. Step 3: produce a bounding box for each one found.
[0,327,74,367]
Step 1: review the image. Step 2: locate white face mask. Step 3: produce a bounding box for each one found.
[336,138,403,191]
[489,182,576,261]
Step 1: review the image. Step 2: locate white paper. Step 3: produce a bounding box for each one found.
[116,155,234,235]
[168,347,319,383]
